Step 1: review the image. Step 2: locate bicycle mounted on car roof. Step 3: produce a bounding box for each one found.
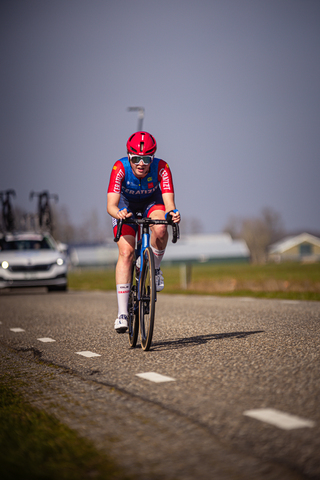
[114,213,179,351]
[0,189,16,233]
[29,191,58,234]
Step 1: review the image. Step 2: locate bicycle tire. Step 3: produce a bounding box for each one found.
[139,247,156,351]
[128,258,139,348]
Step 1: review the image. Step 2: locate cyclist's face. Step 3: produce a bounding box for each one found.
[130,159,150,178]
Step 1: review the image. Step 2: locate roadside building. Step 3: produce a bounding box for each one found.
[69,241,118,268]
[71,233,250,268]
[268,233,320,263]
[164,233,250,264]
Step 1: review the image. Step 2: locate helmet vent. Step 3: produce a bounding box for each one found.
[140,142,144,153]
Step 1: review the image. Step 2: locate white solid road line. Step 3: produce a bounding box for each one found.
[76,351,101,358]
[10,328,25,332]
[37,337,56,343]
[244,408,315,430]
[136,372,176,383]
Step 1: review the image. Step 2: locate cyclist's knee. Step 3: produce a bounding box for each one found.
[118,244,134,263]
[153,224,167,240]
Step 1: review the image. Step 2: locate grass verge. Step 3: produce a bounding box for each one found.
[68,262,320,301]
[0,375,129,480]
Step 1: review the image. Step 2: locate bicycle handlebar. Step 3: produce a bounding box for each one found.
[114,217,180,244]
[30,191,59,202]
[0,189,16,201]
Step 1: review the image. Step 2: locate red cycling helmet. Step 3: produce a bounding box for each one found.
[126,131,157,156]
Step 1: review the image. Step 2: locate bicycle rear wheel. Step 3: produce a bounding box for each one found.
[128,259,139,348]
[139,247,156,351]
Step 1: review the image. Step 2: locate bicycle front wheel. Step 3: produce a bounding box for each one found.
[128,259,139,348]
[139,247,156,351]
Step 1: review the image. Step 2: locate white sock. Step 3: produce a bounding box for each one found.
[116,283,130,317]
[151,247,165,270]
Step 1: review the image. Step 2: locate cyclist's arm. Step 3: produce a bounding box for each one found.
[107,192,120,218]
[107,160,132,219]
[107,193,132,220]
[162,192,181,223]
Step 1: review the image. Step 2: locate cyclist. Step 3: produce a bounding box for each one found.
[107,131,180,333]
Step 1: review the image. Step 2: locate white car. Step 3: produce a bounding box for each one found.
[0,232,68,291]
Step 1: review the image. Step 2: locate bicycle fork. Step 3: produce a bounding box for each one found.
[136,229,157,303]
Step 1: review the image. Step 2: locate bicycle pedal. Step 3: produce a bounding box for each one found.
[116,327,127,334]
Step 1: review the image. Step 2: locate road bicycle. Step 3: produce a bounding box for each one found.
[0,189,16,232]
[30,191,58,233]
[114,214,179,351]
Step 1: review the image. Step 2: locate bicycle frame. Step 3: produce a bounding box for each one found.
[136,222,153,302]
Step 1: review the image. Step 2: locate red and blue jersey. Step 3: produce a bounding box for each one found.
[107,157,174,201]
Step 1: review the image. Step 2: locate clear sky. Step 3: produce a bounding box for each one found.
[1,0,320,235]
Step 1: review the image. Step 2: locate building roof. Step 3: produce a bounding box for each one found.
[269,233,320,254]
[164,233,250,263]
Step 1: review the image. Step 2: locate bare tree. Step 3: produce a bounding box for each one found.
[52,205,76,243]
[52,206,107,244]
[223,207,285,264]
[261,207,285,244]
[241,217,270,263]
[180,216,204,235]
[76,209,106,244]
[223,215,242,240]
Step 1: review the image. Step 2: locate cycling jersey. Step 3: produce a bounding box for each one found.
[107,157,174,201]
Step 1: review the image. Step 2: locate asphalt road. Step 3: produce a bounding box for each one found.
[0,289,319,480]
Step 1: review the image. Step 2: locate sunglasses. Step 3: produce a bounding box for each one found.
[129,154,154,165]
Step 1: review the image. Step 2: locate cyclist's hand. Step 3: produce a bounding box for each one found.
[117,208,132,220]
[167,209,181,224]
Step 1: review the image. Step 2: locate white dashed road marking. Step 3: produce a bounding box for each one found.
[136,372,176,383]
[76,351,101,358]
[281,300,300,305]
[5,324,315,435]
[244,408,315,430]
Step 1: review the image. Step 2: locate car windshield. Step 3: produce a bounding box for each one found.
[0,238,54,251]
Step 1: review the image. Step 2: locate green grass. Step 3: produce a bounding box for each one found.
[68,268,116,291]
[0,375,129,480]
[68,262,320,301]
